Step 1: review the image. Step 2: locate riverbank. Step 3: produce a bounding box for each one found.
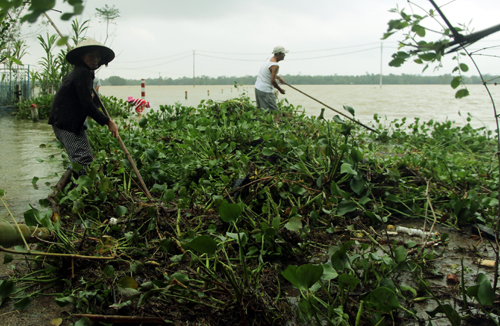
[0,94,498,325]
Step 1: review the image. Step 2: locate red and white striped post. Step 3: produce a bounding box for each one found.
[141,79,146,100]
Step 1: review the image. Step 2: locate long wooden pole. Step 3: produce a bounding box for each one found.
[283,82,379,133]
[43,13,152,201]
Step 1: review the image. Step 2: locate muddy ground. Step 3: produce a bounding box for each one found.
[0,217,497,326]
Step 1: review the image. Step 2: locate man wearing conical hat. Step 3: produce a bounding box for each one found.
[48,39,119,185]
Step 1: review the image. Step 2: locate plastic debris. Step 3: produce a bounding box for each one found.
[395,226,438,238]
[475,259,496,268]
[471,224,496,240]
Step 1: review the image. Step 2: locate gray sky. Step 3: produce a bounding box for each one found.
[20,0,500,80]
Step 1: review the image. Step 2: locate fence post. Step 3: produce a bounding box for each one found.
[15,85,21,102]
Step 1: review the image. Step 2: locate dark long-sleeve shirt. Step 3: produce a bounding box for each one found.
[48,65,109,133]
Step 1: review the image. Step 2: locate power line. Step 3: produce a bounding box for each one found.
[195,42,388,55]
[196,47,381,62]
[115,51,192,63]
[112,54,192,69]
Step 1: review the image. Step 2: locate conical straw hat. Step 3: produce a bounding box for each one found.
[66,38,115,66]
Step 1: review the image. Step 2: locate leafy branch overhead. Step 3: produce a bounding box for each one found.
[383,1,500,98]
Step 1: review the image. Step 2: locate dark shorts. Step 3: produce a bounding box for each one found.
[52,124,93,172]
[255,88,278,112]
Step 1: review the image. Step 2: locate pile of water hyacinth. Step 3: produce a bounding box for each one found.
[1,91,498,326]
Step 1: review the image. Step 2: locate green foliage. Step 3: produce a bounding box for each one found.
[5,93,499,325]
[383,5,474,97]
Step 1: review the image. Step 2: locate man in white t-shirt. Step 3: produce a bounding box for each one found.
[255,46,289,112]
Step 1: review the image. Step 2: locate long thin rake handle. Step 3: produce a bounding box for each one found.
[283,83,378,133]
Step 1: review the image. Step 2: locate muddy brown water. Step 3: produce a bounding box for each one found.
[0,115,63,222]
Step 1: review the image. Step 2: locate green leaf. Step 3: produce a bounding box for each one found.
[24,208,41,226]
[411,24,426,37]
[451,76,461,89]
[187,235,217,255]
[340,163,357,175]
[262,148,274,156]
[3,254,13,264]
[455,88,469,99]
[459,63,469,72]
[0,189,5,198]
[338,273,360,289]
[31,176,39,185]
[139,117,148,127]
[14,245,28,253]
[227,232,248,247]
[100,177,112,192]
[336,201,357,216]
[365,287,401,313]
[330,181,349,199]
[282,265,301,289]
[283,264,323,290]
[103,265,115,277]
[74,175,92,188]
[343,105,355,116]
[418,52,436,61]
[115,205,127,217]
[0,280,15,300]
[321,263,338,281]
[350,149,363,163]
[272,216,280,230]
[75,317,92,326]
[350,177,365,195]
[14,297,31,310]
[130,261,144,274]
[395,246,407,262]
[145,149,159,161]
[285,216,303,232]
[117,276,139,289]
[163,189,175,202]
[71,162,83,172]
[55,296,75,307]
[219,202,242,223]
[56,36,69,46]
[359,196,371,205]
[477,273,494,306]
[426,304,461,326]
[296,264,323,289]
[292,185,306,195]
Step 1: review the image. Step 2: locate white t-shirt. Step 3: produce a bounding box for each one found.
[255,57,279,93]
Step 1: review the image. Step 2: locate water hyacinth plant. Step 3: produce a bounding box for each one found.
[0,91,498,325]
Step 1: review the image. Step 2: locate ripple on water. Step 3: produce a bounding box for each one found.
[0,116,63,221]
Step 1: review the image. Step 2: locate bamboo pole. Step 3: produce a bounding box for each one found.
[283,82,379,133]
[43,13,152,201]
[0,246,115,260]
[0,222,52,248]
[72,314,166,324]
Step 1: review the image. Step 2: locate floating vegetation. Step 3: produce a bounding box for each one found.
[0,92,498,325]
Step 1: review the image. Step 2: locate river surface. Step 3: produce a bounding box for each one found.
[100,84,500,129]
[0,114,61,220]
[2,84,499,220]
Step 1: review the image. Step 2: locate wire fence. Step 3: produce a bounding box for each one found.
[0,63,31,106]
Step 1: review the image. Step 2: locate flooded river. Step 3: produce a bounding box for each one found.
[2,84,499,220]
[0,113,62,220]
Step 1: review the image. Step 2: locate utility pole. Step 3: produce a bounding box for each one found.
[379,43,383,88]
[193,50,195,88]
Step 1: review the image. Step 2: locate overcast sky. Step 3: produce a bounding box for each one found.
[19,0,500,80]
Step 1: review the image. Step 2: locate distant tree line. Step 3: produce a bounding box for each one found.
[99,73,488,86]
